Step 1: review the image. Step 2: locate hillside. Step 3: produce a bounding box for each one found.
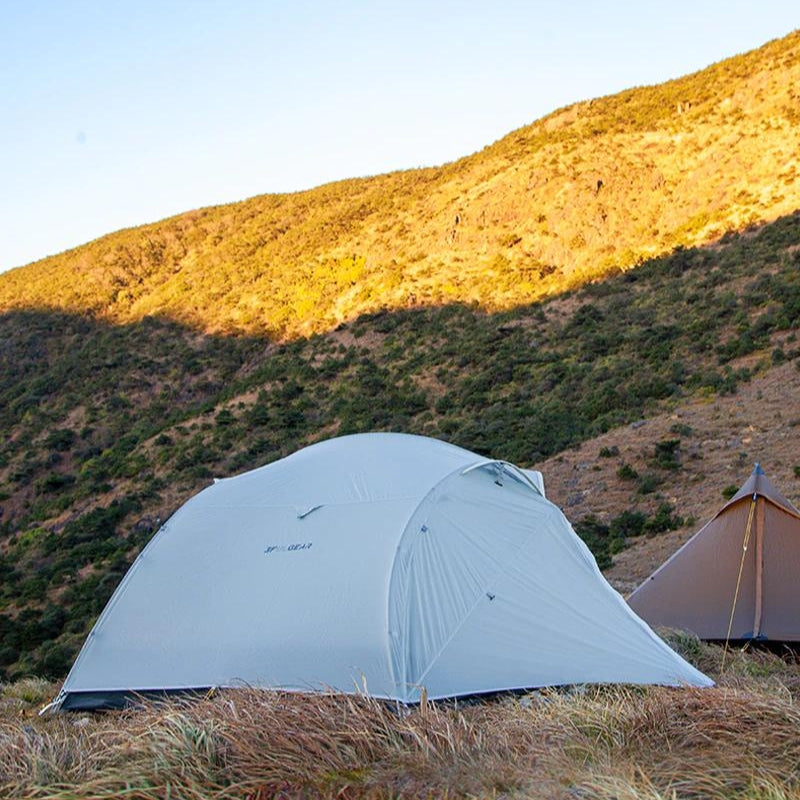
[1,32,799,339]
[0,32,799,680]
[1,209,798,678]
[540,353,800,594]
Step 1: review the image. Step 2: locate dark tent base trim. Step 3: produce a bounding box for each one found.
[58,687,214,711]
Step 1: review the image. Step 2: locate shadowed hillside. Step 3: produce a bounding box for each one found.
[1,211,799,678]
[1,32,799,338]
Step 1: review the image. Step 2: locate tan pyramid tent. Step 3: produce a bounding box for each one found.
[628,465,800,641]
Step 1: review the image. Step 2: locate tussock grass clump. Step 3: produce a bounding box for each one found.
[2,645,800,799]
[0,678,54,706]
[553,685,800,799]
[213,690,540,798]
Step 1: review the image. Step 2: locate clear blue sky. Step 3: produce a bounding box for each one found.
[1,1,797,273]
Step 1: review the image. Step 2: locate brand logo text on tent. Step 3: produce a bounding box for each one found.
[264,542,313,554]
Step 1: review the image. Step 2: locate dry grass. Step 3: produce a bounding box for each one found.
[1,639,800,799]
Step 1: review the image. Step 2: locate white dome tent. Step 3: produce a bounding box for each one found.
[52,433,709,710]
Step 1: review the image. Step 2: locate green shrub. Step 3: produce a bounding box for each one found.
[44,428,76,452]
[652,439,681,470]
[645,502,684,533]
[617,463,639,480]
[36,473,76,494]
[609,510,648,538]
[573,516,617,570]
[215,409,235,427]
[637,473,662,494]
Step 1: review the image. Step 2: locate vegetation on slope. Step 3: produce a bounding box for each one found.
[0,32,799,338]
[0,210,799,679]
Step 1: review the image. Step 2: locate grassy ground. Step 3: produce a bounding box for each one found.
[1,634,799,799]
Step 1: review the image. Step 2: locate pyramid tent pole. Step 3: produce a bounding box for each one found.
[722,494,757,671]
[753,495,765,638]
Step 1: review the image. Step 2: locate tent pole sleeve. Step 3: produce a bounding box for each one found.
[753,496,765,638]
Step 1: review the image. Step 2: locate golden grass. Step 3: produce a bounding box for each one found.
[2,639,800,799]
[1,32,799,340]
